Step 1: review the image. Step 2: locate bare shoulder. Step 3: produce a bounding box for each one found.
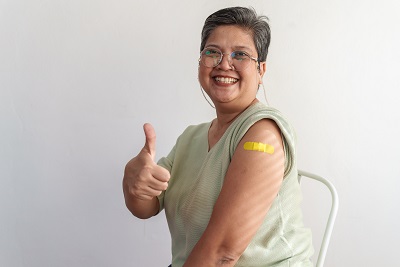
[242,119,283,145]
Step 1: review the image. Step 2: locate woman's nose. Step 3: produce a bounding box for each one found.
[217,53,234,70]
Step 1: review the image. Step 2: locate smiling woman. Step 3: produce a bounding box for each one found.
[198,24,265,112]
[123,7,313,267]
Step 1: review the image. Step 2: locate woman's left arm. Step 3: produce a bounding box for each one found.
[183,119,285,267]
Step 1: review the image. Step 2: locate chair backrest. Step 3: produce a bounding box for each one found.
[298,170,339,267]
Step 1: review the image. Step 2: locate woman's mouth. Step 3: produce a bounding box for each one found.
[214,76,238,84]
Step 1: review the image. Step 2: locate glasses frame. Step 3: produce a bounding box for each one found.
[199,47,259,71]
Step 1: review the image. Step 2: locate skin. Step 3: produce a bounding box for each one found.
[199,25,265,117]
[123,123,170,219]
[123,25,285,266]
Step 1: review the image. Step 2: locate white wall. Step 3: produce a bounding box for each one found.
[1,0,399,266]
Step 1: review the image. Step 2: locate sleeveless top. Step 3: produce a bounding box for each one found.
[157,102,313,266]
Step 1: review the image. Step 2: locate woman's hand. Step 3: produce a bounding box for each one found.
[123,123,170,219]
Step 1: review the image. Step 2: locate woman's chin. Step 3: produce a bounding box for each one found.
[210,93,237,104]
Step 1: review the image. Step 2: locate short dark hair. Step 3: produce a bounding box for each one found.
[200,7,271,62]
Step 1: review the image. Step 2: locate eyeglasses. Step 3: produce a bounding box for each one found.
[199,47,259,71]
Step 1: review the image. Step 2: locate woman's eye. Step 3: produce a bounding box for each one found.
[232,51,248,60]
[205,49,220,56]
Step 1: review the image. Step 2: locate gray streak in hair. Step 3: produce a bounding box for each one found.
[200,7,271,62]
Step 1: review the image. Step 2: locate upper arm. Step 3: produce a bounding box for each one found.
[188,119,285,263]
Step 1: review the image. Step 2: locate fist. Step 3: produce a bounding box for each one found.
[123,123,170,201]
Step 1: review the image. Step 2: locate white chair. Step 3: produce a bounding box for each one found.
[298,170,339,267]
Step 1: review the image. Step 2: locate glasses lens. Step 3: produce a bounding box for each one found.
[201,48,222,68]
[231,51,251,71]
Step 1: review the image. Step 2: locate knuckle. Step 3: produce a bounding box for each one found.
[162,182,168,190]
[132,181,143,192]
[128,186,138,197]
[130,181,145,196]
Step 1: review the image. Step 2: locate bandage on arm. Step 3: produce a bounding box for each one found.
[243,141,274,154]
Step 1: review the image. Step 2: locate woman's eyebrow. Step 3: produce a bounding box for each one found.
[233,45,252,51]
[205,44,253,52]
[204,44,220,49]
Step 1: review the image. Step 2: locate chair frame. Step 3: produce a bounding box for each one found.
[298,170,339,267]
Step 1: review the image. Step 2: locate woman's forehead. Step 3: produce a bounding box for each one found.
[205,25,256,52]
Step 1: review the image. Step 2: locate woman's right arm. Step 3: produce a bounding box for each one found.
[122,123,171,219]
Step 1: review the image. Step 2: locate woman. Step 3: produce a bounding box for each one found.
[123,7,313,266]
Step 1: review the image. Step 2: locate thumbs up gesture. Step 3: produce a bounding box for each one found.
[123,124,171,203]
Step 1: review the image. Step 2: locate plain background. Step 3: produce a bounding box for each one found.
[1,0,399,266]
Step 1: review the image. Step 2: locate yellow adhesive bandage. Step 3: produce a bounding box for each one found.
[243,142,274,154]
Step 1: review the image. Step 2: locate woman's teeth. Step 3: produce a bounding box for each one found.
[214,77,238,84]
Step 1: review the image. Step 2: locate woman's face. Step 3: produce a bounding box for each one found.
[198,25,266,111]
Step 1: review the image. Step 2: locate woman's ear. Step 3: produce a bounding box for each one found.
[258,62,267,82]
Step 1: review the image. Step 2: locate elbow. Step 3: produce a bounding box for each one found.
[124,199,157,219]
[126,204,148,220]
[215,245,243,265]
[185,239,245,266]
[123,191,159,219]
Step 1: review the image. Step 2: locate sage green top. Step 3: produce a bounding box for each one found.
[157,102,313,266]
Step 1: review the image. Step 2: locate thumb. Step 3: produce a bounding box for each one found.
[143,123,156,160]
